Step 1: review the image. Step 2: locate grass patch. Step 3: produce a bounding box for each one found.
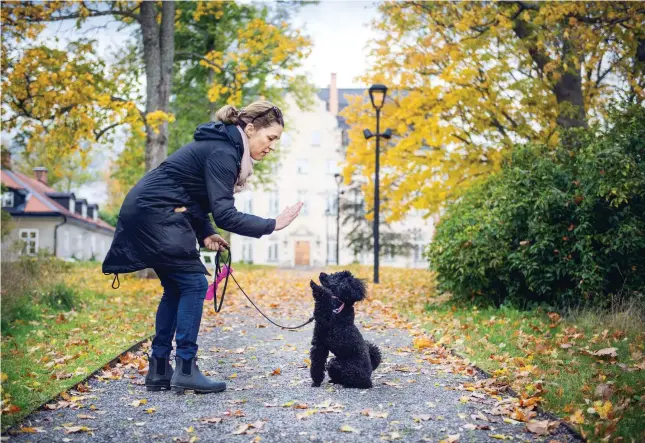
[420,300,645,441]
[1,264,161,431]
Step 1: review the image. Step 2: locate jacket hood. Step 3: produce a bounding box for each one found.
[194,121,234,142]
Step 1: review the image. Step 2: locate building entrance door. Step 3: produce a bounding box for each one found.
[294,241,310,267]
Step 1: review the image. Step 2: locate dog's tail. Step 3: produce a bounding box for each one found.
[367,341,381,370]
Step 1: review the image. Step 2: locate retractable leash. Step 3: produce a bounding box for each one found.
[210,247,314,330]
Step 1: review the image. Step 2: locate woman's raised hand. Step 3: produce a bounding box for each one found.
[275,202,304,231]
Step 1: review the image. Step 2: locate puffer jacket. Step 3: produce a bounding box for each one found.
[102,122,275,277]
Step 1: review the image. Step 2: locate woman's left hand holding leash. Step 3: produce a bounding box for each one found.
[204,234,229,251]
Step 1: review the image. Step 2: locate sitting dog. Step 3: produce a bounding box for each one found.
[309,271,381,389]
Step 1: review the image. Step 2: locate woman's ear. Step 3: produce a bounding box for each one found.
[244,123,256,138]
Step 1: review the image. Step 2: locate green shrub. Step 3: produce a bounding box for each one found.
[39,283,79,311]
[1,256,74,328]
[427,106,645,309]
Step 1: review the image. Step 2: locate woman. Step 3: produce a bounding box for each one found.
[103,101,302,394]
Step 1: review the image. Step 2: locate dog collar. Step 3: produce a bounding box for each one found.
[331,295,345,314]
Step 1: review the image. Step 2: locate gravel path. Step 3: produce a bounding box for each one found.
[7,271,581,443]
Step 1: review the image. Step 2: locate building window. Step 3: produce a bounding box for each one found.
[341,129,350,147]
[268,191,279,217]
[311,131,321,146]
[242,193,253,214]
[91,235,96,257]
[19,229,38,255]
[2,191,14,207]
[327,238,337,265]
[267,242,279,262]
[296,159,309,175]
[241,242,253,263]
[69,199,75,213]
[82,204,87,218]
[326,192,337,215]
[297,190,308,216]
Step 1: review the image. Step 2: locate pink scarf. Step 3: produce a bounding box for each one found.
[235,126,254,194]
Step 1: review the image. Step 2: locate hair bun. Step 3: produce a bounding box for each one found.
[215,105,240,125]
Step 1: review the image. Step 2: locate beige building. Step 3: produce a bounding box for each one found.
[1,155,115,261]
[229,74,433,268]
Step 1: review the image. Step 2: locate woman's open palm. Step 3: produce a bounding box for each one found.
[275,202,304,231]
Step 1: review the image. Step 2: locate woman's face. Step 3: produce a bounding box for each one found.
[245,122,283,161]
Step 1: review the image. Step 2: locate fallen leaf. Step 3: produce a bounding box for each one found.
[413,414,433,422]
[413,337,433,350]
[271,368,282,376]
[569,409,585,424]
[77,414,96,420]
[63,425,94,434]
[200,417,223,424]
[20,427,46,433]
[145,408,156,414]
[594,384,613,401]
[489,434,511,440]
[592,400,613,419]
[233,424,251,435]
[131,399,148,407]
[361,409,389,418]
[340,424,360,433]
[590,348,618,358]
[526,420,558,436]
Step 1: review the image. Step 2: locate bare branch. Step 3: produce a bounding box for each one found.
[93,121,122,141]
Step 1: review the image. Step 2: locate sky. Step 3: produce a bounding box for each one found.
[6,1,381,205]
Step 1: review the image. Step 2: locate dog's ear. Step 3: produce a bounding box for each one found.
[310,280,331,299]
[339,272,366,304]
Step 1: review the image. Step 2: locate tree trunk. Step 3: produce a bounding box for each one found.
[140,1,175,172]
[553,39,586,129]
[513,17,587,130]
[138,2,176,278]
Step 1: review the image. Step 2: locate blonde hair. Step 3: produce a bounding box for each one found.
[215,100,284,129]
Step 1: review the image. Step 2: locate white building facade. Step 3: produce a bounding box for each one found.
[230,74,433,269]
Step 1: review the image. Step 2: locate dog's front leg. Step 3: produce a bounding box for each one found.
[309,344,329,387]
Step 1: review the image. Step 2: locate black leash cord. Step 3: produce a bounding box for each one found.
[213,248,314,330]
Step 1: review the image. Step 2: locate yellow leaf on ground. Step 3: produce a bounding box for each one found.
[413,337,433,349]
[569,409,585,424]
[340,424,360,433]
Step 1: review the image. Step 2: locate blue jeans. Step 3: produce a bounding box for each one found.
[151,271,208,361]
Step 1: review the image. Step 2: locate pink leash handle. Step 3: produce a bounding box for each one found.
[205,264,233,301]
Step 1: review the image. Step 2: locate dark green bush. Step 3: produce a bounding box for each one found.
[40,283,79,311]
[427,106,645,308]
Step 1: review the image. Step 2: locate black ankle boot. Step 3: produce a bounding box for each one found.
[170,356,226,394]
[145,356,173,391]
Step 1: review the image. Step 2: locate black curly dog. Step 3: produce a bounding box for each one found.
[309,271,381,389]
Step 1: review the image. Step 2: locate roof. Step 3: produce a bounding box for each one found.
[1,168,115,233]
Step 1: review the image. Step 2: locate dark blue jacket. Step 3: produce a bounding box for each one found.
[102,122,275,276]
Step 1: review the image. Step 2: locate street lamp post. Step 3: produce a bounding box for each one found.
[334,173,343,265]
[363,84,393,284]
[324,209,330,266]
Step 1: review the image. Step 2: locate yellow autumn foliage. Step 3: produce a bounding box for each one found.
[343,2,645,221]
